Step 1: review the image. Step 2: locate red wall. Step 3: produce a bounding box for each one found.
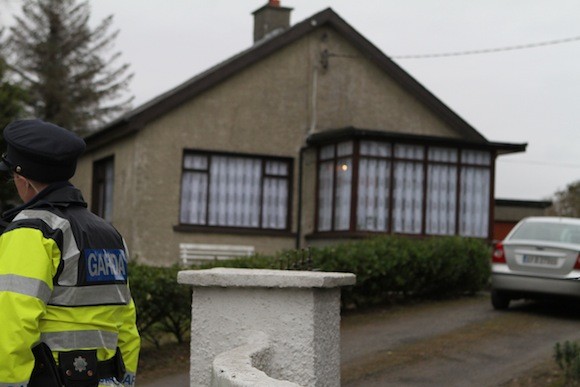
[493,221,517,242]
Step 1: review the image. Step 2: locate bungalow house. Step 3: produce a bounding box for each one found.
[73,1,526,266]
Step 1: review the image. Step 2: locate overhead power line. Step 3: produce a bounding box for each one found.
[498,159,580,169]
[392,35,580,59]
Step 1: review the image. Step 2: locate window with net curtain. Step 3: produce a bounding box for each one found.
[180,152,290,230]
[317,140,491,238]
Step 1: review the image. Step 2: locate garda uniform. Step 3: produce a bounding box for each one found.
[0,120,140,387]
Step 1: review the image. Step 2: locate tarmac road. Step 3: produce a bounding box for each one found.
[341,294,580,386]
[139,293,580,386]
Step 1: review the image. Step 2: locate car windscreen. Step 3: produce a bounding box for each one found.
[509,221,580,244]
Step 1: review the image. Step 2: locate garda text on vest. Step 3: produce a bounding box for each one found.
[85,249,128,283]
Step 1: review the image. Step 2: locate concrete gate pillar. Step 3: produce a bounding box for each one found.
[177,268,356,386]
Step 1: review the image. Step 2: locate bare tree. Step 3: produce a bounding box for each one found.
[547,180,580,217]
[6,0,133,134]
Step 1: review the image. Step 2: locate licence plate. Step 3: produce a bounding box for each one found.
[522,255,557,266]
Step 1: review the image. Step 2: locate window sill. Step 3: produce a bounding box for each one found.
[173,224,295,237]
[306,231,489,240]
[306,231,395,240]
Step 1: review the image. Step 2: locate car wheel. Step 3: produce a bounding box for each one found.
[491,289,511,310]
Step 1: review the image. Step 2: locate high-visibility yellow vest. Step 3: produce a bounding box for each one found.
[0,184,140,386]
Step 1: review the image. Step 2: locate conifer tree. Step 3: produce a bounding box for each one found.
[0,33,27,211]
[6,0,133,135]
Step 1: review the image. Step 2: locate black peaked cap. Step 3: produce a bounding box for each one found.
[0,119,86,183]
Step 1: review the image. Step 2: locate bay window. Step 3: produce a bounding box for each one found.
[180,151,291,230]
[459,150,491,237]
[426,147,457,235]
[316,140,493,238]
[393,144,424,234]
[317,142,353,231]
[357,141,391,231]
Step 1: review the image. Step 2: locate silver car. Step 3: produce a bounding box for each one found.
[491,216,580,309]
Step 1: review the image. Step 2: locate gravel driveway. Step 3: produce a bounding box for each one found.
[341,294,580,386]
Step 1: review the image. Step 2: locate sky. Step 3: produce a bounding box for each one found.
[3,0,579,202]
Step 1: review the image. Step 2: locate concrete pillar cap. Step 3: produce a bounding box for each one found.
[178,267,356,288]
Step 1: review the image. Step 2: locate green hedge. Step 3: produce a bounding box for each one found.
[129,235,490,344]
[201,235,490,307]
[129,263,192,347]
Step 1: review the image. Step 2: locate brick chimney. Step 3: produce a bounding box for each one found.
[252,0,293,42]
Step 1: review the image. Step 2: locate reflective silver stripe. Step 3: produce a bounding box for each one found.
[41,330,118,351]
[0,381,28,387]
[14,209,81,286]
[50,284,131,306]
[123,238,131,259]
[0,274,52,303]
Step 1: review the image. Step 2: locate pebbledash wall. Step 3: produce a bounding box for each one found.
[177,268,356,386]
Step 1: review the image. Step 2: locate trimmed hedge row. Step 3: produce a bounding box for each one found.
[199,235,491,307]
[129,263,192,347]
[129,235,491,344]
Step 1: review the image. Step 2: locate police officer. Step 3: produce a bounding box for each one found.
[0,120,140,387]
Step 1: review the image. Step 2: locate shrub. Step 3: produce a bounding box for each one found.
[129,263,192,347]
[555,341,580,383]
[198,235,491,309]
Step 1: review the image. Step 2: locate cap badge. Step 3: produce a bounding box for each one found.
[73,355,88,372]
